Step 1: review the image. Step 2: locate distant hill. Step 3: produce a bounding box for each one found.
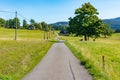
[51,17,120,30]
[51,21,69,27]
[103,17,120,30]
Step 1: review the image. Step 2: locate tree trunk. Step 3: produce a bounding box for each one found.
[88,36,89,41]
[49,31,51,39]
[44,31,46,40]
[84,35,87,41]
[104,34,107,38]
[47,31,48,40]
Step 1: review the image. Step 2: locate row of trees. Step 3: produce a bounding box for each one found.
[0,17,20,28]
[0,17,52,31]
[68,2,113,41]
[0,18,53,40]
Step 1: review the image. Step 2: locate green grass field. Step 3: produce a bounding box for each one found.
[0,27,55,41]
[0,28,55,80]
[62,34,120,80]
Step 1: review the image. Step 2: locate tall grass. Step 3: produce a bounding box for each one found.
[63,34,120,80]
[0,28,55,80]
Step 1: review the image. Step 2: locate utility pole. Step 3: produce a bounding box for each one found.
[102,56,105,70]
[15,11,17,40]
[44,30,45,40]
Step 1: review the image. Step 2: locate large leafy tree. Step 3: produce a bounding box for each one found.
[41,22,48,30]
[41,22,51,39]
[30,19,35,25]
[23,19,29,29]
[37,22,42,30]
[101,23,113,38]
[68,2,102,41]
[30,19,41,29]
[13,18,20,28]
[5,18,20,28]
[0,18,6,27]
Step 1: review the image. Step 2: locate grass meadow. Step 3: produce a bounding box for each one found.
[61,34,120,80]
[0,27,55,41]
[0,28,55,80]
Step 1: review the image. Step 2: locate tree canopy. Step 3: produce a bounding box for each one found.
[100,23,113,38]
[23,19,29,29]
[0,18,6,27]
[68,2,109,41]
[5,18,20,28]
[0,17,52,31]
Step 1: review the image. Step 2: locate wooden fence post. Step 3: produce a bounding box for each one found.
[102,56,105,70]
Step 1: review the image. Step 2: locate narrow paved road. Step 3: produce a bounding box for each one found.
[22,41,92,80]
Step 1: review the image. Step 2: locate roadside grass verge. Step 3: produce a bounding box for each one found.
[0,41,52,80]
[0,28,56,80]
[0,40,53,80]
[63,33,120,80]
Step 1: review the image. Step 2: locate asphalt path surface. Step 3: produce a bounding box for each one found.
[22,41,92,80]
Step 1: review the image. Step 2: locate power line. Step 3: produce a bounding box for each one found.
[0,10,30,21]
[0,10,15,13]
[0,10,31,41]
[17,13,30,21]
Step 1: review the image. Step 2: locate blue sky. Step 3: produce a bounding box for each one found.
[0,0,120,23]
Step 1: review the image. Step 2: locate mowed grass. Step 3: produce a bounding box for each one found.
[61,34,120,80]
[0,28,55,80]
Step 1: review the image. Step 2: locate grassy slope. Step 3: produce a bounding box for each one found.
[0,28,45,40]
[0,28,55,80]
[62,34,120,80]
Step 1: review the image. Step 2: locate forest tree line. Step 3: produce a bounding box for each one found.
[0,17,52,31]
